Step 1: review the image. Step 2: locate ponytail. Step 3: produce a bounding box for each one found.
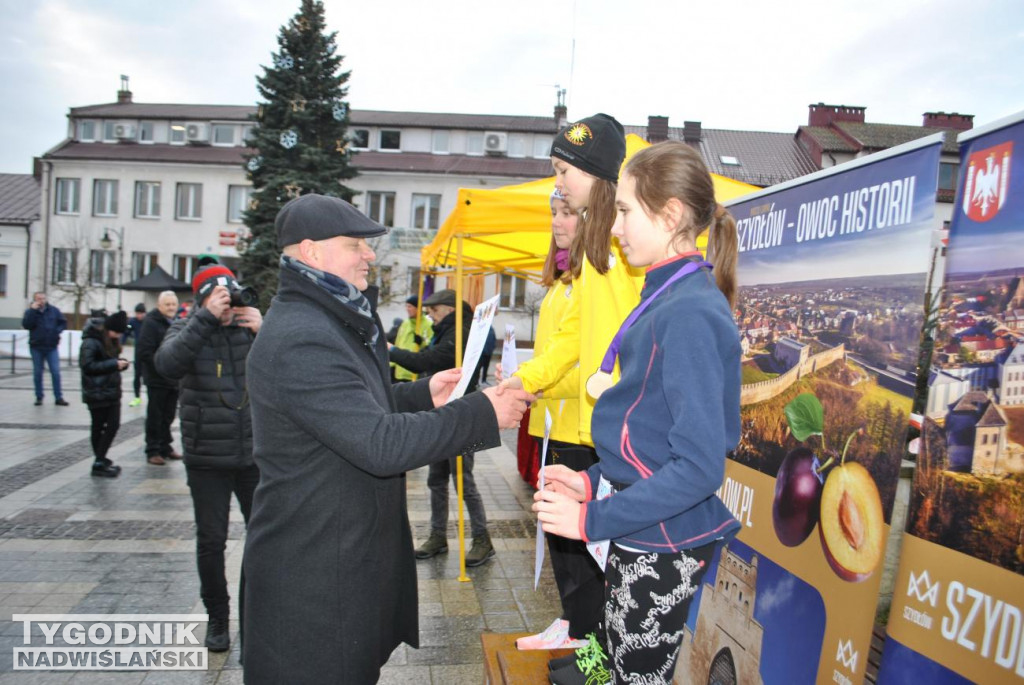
[708,204,738,308]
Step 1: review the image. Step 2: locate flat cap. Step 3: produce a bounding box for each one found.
[275,193,387,248]
[422,289,456,307]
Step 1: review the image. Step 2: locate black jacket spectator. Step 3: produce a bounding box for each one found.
[388,302,478,392]
[136,308,176,389]
[79,317,123,406]
[22,303,67,349]
[154,308,255,469]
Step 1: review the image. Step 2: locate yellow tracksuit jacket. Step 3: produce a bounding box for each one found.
[516,240,644,446]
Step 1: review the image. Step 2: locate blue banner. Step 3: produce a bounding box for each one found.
[878,111,1024,683]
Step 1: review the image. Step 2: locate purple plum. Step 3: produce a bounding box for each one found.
[772,447,824,547]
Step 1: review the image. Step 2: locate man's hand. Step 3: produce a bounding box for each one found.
[204,285,231,320]
[231,306,263,333]
[482,385,535,429]
[117,358,130,371]
[497,375,524,393]
[533,489,583,540]
[428,368,463,407]
[541,464,587,501]
[30,300,42,310]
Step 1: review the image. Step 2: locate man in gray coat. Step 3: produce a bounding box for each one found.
[242,193,534,684]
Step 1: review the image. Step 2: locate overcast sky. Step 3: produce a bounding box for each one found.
[1,0,1022,174]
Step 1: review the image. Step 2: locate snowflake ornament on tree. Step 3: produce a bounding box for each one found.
[332,102,347,121]
[279,130,299,149]
[274,54,294,69]
[247,156,262,172]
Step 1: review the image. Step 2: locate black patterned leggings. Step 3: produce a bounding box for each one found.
[604,541,716,684]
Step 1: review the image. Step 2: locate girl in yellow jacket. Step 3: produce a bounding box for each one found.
[506,113,644,445]
[501,114,644,656]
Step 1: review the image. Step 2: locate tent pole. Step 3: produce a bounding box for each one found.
[455,234,469,582]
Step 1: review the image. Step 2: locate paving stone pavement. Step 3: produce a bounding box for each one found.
[0,362,561,683]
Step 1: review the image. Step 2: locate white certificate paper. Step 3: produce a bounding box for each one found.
[500,324,518,377]
[446,294,500,403]
[534,408,552,590]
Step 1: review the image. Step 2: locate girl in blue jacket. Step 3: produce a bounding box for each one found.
[536,140,742,684]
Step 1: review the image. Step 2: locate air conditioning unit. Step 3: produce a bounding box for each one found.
[113,123,136,140]
[186,123,210,144]
[484,131,508,155]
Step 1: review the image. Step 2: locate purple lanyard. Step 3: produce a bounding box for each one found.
[598,260,712,374]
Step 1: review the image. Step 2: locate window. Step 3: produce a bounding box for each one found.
[55,178,80,214]
[410,194,441,230]
[79,121,96,141]
[466,132,484,155]
[89,250,116,286]
[533,136,551,158]
[173,254,200,282]
[175,183,203,220]
[52,248,77,284]
[407,267,421,296]
[135,181,161,218]
[720,155,741,166]
[366,192,395,227]
[939,163,959,192]
[0,264,7,296]
[432,130,449,154]
[170,123,187,144]
[499,273,526,309]
[379,130,401,151]
[508,134,527,158]
[92,179,118,217]
[213,124,235,145]
[139,121,154,143]
[368,265,393,299]
[227,185,253,223]
[103,121,118,141]
[350,129,369,149]
[131,252,158,280]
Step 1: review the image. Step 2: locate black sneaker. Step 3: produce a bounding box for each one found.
[91,462,120,478]
[55,398,69,406]
[33,398,42,406]
[205,615,230,652]
[548,634,611,684]
[549,633,607,672]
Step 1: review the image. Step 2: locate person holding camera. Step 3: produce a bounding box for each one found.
[79,310,130,478]
[23,291,69,406]
[154,264,261,653]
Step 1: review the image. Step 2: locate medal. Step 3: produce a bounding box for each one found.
[586,370,616,399]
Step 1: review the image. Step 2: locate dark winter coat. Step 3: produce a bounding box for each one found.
[153,307,255,469]
[242,266,500,685]
[387,301,479,392]
[22,304,67,349]
[136,309,176,389]
[79,318,122,407]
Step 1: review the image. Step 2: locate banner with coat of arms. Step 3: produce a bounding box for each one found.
[877,110,1024,683]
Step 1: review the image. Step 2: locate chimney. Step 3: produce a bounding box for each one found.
[682,121,702,143]
[808,103,866,127]
[117,74,132,104]
[647,116,669,143]
[923,111,974,132]
[553,87,568,128]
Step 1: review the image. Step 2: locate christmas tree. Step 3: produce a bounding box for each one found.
[240,0,358,309]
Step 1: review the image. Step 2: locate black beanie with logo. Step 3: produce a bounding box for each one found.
[549,113,626,182]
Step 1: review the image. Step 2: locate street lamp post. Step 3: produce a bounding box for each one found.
[100,227,124,311]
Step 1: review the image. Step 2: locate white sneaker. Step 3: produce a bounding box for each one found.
[517,618,569,650]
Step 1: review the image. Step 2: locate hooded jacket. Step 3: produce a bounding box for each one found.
[153,307,255,469]
[79,317,122,407]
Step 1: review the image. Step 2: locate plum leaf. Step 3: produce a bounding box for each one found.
[784,393,824,442]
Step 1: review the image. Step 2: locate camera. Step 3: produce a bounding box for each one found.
[227,283,259,308]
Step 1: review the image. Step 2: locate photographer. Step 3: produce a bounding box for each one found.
[79,311,129,477]
[154,264,261,653]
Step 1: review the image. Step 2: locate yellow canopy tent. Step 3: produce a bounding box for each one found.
[412,135,758,581]
[421,134,758,280]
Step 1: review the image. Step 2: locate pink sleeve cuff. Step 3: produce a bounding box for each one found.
[579,502,590,543]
